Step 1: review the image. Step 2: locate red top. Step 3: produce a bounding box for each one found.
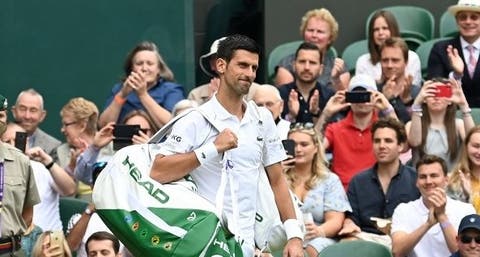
[325,110,378,189]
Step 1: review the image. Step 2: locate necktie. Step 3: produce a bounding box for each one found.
[468,45,477,78]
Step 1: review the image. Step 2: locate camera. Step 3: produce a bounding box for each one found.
[345,91,371,103]
[113,124,141,150]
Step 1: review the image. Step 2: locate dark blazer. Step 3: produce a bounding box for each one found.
[427,36,480,107]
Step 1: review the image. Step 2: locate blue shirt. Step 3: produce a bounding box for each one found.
[347,162,420,234]
[279,81,334,123]
[103,78,185,123]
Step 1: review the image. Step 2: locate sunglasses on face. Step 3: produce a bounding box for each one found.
[289,122,314,130]
[457,12,480,21]
[460,235,480,244]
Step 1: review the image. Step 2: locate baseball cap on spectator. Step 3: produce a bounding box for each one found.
[0,94,7,111]
[348,74,378,92]
[458,214,480,233]
[199,37,227,78]
[448,0,480,16]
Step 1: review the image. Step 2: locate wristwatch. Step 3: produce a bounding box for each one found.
[84,207,94,216]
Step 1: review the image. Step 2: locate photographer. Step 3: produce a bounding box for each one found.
[314,74,397,189]
[405,78,474,171]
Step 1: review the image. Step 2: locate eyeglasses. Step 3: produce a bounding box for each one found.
[62,121,77,128]
[289,122,315,131]
[256,100,280,108]
[457,12,480,21]
[460,235,480,244]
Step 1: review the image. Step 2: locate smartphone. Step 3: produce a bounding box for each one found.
[14,131,28,153]
[49,230,65,253]
[435,84,452,98]
[113,124,140,150]
[282,139,295,157]
[345,91,371,103]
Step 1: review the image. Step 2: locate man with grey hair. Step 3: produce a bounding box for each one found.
[11,89,61,155]
[252,84,290,139]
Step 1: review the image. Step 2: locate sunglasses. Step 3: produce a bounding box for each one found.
[457,12,480,21]
[460,235,480,244]
[289,122,315,130]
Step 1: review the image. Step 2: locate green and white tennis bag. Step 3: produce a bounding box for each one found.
[92,109,243,257]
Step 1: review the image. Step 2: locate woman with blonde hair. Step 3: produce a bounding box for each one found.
[32,231,72,257]
[99,41,185,128]
[448,126,480,213]
[275,8,350,90]
[283,122,351,256]
[53,97,99,200]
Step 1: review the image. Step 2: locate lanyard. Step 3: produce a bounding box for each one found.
[0,162,3,202]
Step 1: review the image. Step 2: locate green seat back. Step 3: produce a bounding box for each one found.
[341,39,368,74]
[267,40,303,79]
[267,41,337,82]
[415,38,452,79]
[366,6,435,42]
[440,11,459,38]
[457,108,480,124]
[59,197,90,234]
[319,240,392,257]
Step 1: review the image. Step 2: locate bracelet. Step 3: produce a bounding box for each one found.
[412,111,423,117]
[114,94,126,105]
[453,72,463,81]
[194,142,219,165]
[462,107,472,115]
[440,221,451,229]
[44,161,55,170]
[284,219,304,241]
[311,110,320,118]
[381,106,395,116]
[411,104,423,113]
[285,113,296,123]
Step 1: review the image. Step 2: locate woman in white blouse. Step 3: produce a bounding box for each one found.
[356,10,422,85]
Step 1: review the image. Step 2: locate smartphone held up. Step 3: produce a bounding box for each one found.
[345,91,371,103]
[434,84,452,98]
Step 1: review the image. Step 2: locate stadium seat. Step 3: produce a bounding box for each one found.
[267,41,337,82]
[440,11,459,38]
[319,240,392,257]
[366,6,435,43]
[341,39,368,74]
[59,197,90,234]
[415,37,451,79]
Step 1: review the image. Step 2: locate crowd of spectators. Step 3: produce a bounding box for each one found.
[3,0,480,256]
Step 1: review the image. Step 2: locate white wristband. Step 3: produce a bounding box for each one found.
[284,219,304,240]
[194,142,219,165]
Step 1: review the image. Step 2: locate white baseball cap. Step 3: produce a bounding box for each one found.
[348,74,378,92]
[199,37,227,77]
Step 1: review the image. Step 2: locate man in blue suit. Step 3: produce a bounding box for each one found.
[428,0,480,107]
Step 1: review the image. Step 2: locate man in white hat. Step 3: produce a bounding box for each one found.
[428,0,480,107]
